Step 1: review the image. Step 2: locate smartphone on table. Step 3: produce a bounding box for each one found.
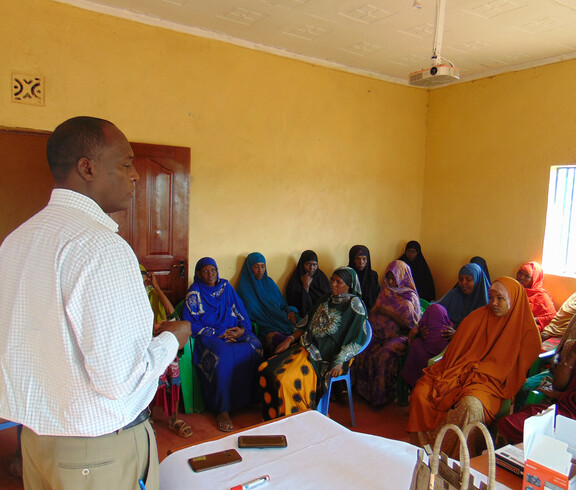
[188,449,242,472]
[237,435,288,448]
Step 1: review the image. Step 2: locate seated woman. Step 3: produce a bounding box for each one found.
[437,262,490,334]
[498,314,576,443]
[259,267,368,420]
[353,260,421,406]
[182,257,263,432]
[285,250,331,317]
[514,306,574,411]
[517,261,556,332]
[541,291,576,342]
[348,244,380,312]
[237,252,299,357]
[398,240,436,302]
[407,277,541,458]
[470,256,491,284]
[140,265,192,438]
[401,304,451,388]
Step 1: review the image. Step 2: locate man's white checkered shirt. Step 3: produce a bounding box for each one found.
[0,189,179,436]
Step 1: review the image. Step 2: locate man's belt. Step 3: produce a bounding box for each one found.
[119,408,150,431]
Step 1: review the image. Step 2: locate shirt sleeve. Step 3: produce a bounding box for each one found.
[62,238,178,400]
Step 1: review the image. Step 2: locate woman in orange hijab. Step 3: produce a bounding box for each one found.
[517,261,557,332]
[407,277,541,457]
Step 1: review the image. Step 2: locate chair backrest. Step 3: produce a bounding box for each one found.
[171,299,185,321]
[357,320,373,356]
[427,346,447,367]
[419,298,431,314]
[526,346,557,378]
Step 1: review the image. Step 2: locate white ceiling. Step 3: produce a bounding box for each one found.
[55,0,576,86]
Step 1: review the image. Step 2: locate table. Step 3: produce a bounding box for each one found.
[471,452,522,490]
[160,411,509,489]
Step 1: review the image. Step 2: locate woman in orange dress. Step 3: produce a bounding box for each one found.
[407,277,541,457]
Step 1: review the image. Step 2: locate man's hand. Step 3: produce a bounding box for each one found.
[156,320,190,349]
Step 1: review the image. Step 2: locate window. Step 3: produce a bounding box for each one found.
[542,165,576,277]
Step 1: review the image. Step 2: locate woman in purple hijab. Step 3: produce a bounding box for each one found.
[353,260,421,405]
[401,304,451,388]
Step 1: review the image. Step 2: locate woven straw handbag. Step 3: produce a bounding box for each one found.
[409,422,496,490]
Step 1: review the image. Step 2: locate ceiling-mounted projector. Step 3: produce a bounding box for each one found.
[409,0,460,87]
[409,64,460,87]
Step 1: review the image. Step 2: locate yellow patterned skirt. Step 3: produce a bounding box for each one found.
[258,345,318,421]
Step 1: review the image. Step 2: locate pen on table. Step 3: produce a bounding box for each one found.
[230,474,270,490]
[138,479,146,490]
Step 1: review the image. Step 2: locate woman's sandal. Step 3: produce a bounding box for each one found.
[169,418,193,438]
[216,413,234,432]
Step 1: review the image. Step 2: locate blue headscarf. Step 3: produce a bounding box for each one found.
[437,262,490,328]
[237,252,298,337]
[470,256,491,284]
[183,257,252,336]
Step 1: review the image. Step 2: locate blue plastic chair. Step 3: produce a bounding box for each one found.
[0,420,19,430]
[316,321,373,426]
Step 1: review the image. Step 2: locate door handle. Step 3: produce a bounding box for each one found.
[172,259,186,279]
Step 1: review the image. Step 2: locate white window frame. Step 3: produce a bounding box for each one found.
[542,165,576,277]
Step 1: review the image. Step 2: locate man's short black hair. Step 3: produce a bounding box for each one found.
[46,116,114,181]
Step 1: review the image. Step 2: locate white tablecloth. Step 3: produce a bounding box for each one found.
[160,410,509,490]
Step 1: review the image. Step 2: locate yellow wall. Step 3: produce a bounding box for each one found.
[422,60,576,304]
[3,0,576,307]
[1,0,427,289]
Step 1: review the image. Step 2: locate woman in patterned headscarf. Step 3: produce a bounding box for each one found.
[352,260,421,406]
[259,267,368,421]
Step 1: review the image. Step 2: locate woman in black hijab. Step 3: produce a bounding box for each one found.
[469,256,491,284]
[348,245,380,312]
[286,250,331,317]
[398,240,436,302]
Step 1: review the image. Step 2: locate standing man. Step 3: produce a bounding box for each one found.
[0,116,190,489]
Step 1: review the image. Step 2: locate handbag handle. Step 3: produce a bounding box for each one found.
[463,421,496,490]
[430,423,470,489]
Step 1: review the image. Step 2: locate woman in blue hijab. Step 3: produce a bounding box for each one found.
[437,262,490,335]
[182,257,263,432]
[237,252,299,357]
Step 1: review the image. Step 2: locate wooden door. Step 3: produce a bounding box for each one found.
[0,129,190,305]
[110,142,190,305]
[0,129,52,241]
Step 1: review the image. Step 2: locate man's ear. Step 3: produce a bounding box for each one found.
[76,157,95,181]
